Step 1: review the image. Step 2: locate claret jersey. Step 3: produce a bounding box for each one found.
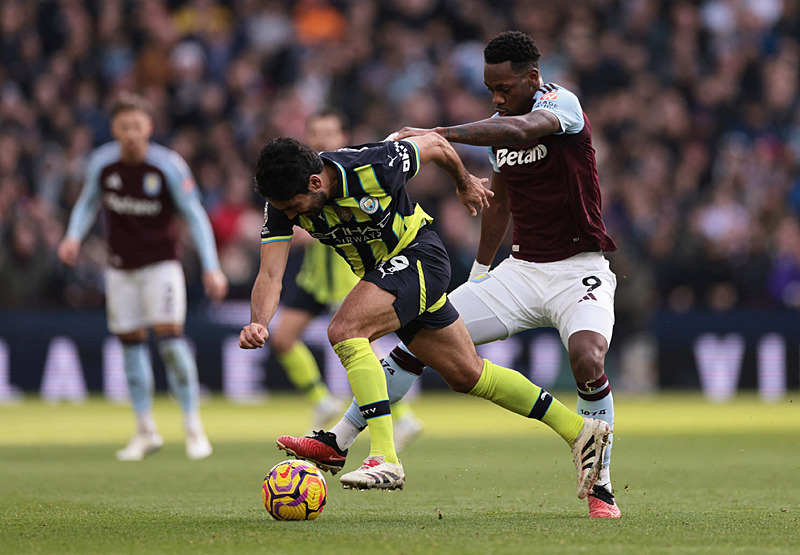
[488,83,616,262]
[64,142,221,271]
[261,139,432,277]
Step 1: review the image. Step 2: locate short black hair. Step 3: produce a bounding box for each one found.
[254,137,324,201]
[484,30,540,74]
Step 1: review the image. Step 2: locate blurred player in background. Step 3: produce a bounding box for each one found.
[280,30,621,518]
[58,92,228,461]
[241,131,609,496]
[270,109,422,443]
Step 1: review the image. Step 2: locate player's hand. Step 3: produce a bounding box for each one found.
[469,260,491,281]
[392,127,436,140]
[239,323,268,349]
[57,238,81,266]
[456,173,493,216]
[203,270,228,302]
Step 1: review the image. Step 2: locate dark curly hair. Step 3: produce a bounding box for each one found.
[254,137,324,201]
[484,30,540,74]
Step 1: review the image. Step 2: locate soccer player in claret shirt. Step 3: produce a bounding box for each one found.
[279,30,622,518]
[58,92,228,461]
[240,131,610,495]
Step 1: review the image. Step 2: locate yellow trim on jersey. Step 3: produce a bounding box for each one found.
[261,235,292,244]
[330,159,350,196]
[368,240,388,268]
[404,139,422,179]
[384,204,434,261]
[355,164,386,197]
[426,293,447,313]
[337,243,365,277]
[417,260,426,315]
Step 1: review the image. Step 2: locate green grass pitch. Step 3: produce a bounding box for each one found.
[2,392,799,554]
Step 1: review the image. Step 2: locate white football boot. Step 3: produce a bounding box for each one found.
[571,417,611,499]
[116,433,164,461]
[339,456,405,490]
[186,433,213,460]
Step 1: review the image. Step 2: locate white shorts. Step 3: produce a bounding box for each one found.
[450,252,616,349]
[105,260,187,334]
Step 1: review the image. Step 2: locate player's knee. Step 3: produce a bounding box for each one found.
[118,329,147,343]
[327,319,350,348]
[153,323,183,337]
[570,349,605,383]
[437,359,482,394]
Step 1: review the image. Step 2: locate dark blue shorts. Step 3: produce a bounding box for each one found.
[361,227,459,345]
[282,283,328,317]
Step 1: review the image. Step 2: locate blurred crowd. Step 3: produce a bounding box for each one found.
[1,0,799,335]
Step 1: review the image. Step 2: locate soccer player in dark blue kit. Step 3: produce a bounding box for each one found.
[239,131,610,495]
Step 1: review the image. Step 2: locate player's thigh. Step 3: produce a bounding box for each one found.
[141,260,187,327]
[449,283,511,345]
[547,253,616,348]
[104,267,147,335]
[450,257,548,343]
[406,319,484,392]
[328,280,400,344]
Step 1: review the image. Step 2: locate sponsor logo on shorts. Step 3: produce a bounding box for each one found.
[377,255,409,278]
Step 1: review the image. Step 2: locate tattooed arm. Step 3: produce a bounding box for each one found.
[393,110,560,147]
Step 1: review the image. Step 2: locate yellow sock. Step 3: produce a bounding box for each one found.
[469,359,584,444]
[277,342,329,404]
[333,338,398,464]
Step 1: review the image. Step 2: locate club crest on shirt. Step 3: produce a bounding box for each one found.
[143,172,162,197]
[334,205,352,221]
[359,196,379,214]
[105,172,122,190]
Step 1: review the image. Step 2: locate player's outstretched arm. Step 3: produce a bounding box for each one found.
[407,132,493,216]
[395,110,560,147]
[240,240,291,349]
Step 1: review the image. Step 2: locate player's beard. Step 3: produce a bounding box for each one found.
[303,190,328,218]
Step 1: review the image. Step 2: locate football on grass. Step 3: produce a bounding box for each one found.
[262,459,327,521]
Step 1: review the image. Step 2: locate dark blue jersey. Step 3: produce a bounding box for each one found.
[261,139,432,277]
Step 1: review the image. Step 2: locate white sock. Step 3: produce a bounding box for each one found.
[577,387,615,491]
[136,411,158,436]
[329,415,362,451]
[183,409,205,439]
